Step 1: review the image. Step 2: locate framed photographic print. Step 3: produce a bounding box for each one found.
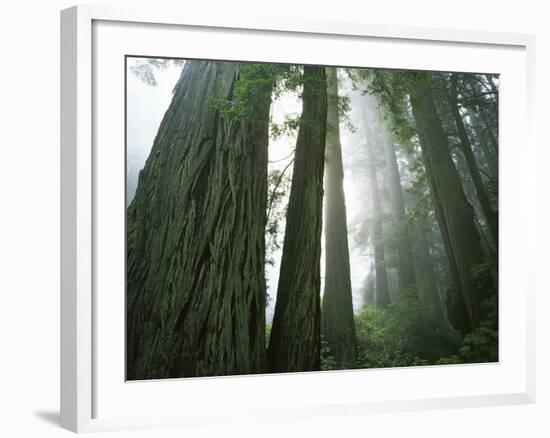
[60,4,536,433]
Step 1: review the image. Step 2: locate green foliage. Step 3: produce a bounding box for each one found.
[437,295,498,364]
[209,63,286,122]
[265,323,272,345]
[355,291,459,369]
[334,93,357,134]
[270,116,301,140]
[461,294,499,363]
[348,68,423,144]
[354,304,394,368]
[471,258,497,293]
[459,326,498,363]
[208,63,315,125]
[210,63,333,139]
[270,66,331,137]
[266,166,292,266]
[355,271,498,370]
[320,336,340,371]
[436,355,460,365]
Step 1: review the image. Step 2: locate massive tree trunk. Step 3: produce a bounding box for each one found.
[126,61,272,379]
[447,74,498,249]
[268,66,328,373]
[410,74,494,333]
[381,130,417,292]
[321,68,357,368]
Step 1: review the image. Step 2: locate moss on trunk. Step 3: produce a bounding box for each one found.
[127,61,271,379]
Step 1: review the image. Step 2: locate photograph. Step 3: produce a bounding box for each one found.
[125,57,499,380]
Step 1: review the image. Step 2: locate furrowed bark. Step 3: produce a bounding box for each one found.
[321,67,357,368]
[127,61,271,379]
[268,66,328,373]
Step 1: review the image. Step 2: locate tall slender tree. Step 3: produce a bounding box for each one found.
[467,109,498,180]
[372,192,389,306]
[268,66,328,372]
[363,264,376,305]
[447,74,498,248]
[381,127,417,292]
[410,73,494,333]
[463,77,499,171]
[321,68,357,368]
[126,61,273,379]
[361,94,390,308]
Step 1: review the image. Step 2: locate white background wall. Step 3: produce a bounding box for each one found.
[0,0,547,436]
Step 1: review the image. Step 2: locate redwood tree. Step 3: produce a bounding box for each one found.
[268,66,328,372]
[126,61,273,379]
[360,93,390,308]
[410,74,494,333]
[321,67,357,368]
[447,73,498,248]
[381,128,417,292]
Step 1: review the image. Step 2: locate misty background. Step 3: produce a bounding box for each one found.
[126,58,375,322]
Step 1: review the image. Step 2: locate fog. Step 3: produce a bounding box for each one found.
[126,60,379,323]
[125,56,502,378]
[126,59,184,205]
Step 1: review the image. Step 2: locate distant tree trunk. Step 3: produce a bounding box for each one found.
[361,95,391,308]
[368,135,390,308]
[416,133,468,331]
[415,220,447,325]
[468,110,498,179]
[479,107,498,154]
[382,130,417,292]
[451,142,498,259]
[363,265,376,306]
[126,61,272,379]
[268,66,328,373]
[464,78,499,166]
[410,75,494,333]
[447,74,498,249]
[321,68,357,368]
[401,151,449,326]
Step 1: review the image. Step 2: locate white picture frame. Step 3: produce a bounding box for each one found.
[60,4,536,433]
